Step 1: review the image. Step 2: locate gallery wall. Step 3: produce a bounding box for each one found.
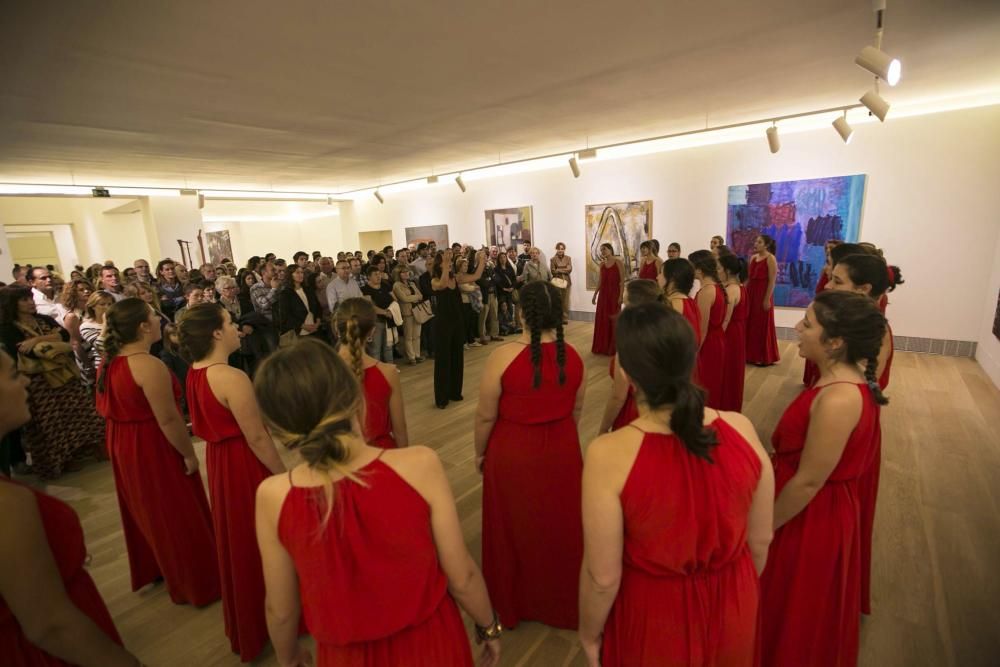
[978,230,1000,388]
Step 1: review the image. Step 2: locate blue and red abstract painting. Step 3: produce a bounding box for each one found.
[726,174,867,308]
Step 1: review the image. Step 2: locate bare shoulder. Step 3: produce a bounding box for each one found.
[0,480,33,511]
[814,382,864,412]
[487,341,526,367]
[380,446,443,490]
[257,470,293,504]
[376,361,401,385]
[128,353,168,382]
[713,409,764,450]
[585,427,643,475]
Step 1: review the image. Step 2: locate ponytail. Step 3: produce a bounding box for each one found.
[668,382,717,462]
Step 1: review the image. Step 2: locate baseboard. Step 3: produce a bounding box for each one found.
[776,326,977,358]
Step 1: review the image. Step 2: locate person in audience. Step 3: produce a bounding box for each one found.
[661,258,701,341]
[550,242,573,324]
[325,259,362,320]
[432,248,485,409]
[690,251,729,409]
[174,282,205,320]
[494,250,519,334]
[250,263,282,325]
[99,266,124,302]
[174,264,190,284]
[518,247,551,286]
[78,291,114,384]
[760,290,886,666]
[476,252,501,346]
[0,286,104,479]
[457,258,482,348]
[122,267,137,285]
[476,281,585,630]
[29,267,68,325]
[637,240,661,280]
[0,346,142,666]
[710,235,725,255]
[746,233,780,366]
[314,256,334,317]
[598,279,663,434]
[216,275,260,373]
[349,257,368,290]
[179,302,285,662]
[361,265,396,362]
[12,264,29,286]
[719,253,749,411]
[276,266,322,345]
[156,259,186,319]
[133,258,153,284]
[591,243,624,356]
[409,242,430,277]
[666,242,681,260]
[159,323,190,415]
[59,279,93,367]
[95,298,220,607]
[580,302,772,667]
[392,266,425,365]
[253,338,501,666]
[335,298,409,449]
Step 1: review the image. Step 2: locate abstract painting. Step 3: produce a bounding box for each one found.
[585,200,653,290]
[205,230,234,266]
[726,174,866,308]
[484,206,532,250]
[404,224,450,249]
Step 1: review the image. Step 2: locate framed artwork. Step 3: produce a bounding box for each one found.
[404,224,450,249]
[484,206,532,250]
[584,200,653,290]
[726,174,867,308]
[205,230,234,266]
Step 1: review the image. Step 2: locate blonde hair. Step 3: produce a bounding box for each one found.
[333,298,376,383]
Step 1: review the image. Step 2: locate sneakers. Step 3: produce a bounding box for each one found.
[469,341,483,347]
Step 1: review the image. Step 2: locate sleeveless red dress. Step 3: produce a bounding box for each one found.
[760,382,880,667]
[601,419,763,666]
[745,256,779,365]
[96,356,220,606]
[638,259,659,280]
[802,272,829,386]
[609,356,638,430]
[187,366,271,661]
[720,285,748,411]
[695,284,727,409]
[680,297,701,342]
[0,478,123,666]
[278,455,472,666]
[362,365,397,449]
[592,262,621,355]
[482,343,584,629]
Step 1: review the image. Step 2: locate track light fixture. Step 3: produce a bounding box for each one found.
[766,123,780,154]
[832,111,854,144]
[455,174,466,192]
[860,87,890,122]
[373,189,384,204]
[855,46,901,86]
[426,175,438,184]
[568,156,581,178]
[577,148,598,160]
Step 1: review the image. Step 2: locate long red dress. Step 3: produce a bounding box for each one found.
[187,366,271,661]
[638,259,659,280]
[362,365,397,449]
[760,382,880,667]
[609,356,638,430]
[680,297,702,342]
[802,272,829,386]
[720,285,748,411]
[96,355,220,606]
[745,256,780,365]
[592,261,621,355]
[601,418,763,666]
[279,454,472,666]
[0,478,123,666]
[695,284,727,409]
[482,342,584,629]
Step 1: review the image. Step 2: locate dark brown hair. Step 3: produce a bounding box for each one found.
[334,298,376,383]
[519,281,566,389]
[177,302,227,363]
[98,298,152,393]
[812,290,889,405]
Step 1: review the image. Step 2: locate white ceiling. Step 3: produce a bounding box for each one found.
[1,0,998,193]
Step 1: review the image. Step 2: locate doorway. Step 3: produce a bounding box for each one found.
[7,231,61,273]
[358,230,394,255]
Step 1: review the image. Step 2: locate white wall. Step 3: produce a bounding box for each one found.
[346,105,1000,343]
[976,230,1000,388]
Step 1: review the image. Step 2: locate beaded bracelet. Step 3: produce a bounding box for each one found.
[475,611,503,643]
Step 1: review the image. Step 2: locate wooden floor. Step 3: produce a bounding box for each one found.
[25,321,1000,666]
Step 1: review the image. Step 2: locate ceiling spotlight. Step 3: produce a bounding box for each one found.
[766,124,780,154]
[568,156,581,178]
[373,189,384,204]
[577,148,598,160]
[860,88,890,122]
[833,112,854,144]
[455,174,466,193]
[426,175,438,184]
[855,46,901,86]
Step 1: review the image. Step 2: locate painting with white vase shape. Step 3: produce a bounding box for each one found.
[584,201,653,290]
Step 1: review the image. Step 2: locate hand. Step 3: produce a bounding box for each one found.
[183,456,200,475]
[242,325,254,335]
[17,337,39,354]
[478,638,501,667]
[762,300,772,312]
[303,323,319,333]
[580,635,602,667]
[592,293,598,305]
[279,646,313,667]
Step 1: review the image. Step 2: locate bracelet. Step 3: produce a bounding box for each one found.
[475,611,503,643]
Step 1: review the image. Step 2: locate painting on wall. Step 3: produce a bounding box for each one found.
[404,224,450,249]
[726,174,867,308]
[484,206,533,250]
[584,200,653,290]
[205,230,235,266]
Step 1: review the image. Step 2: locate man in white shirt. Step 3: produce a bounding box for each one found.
[29,267,68,325]
[325,259,363,315]
[98,266,125,301]
[408,243,429,277]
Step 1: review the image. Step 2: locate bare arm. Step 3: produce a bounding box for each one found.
[598,356,630,434]
[217,367,285,474]
[722,286,736,331]
[63,313,87,363]
[383,365,409,447]
[393,283,422,304]
[132,356,197,468]
[457,254,487,284]
[720,411,774,573]
[616,260,625,303]
[695,287,713,346]
[573,349,587,426]
[473,348,507,471]
[764,255,777,308]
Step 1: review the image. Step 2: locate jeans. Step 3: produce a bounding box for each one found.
[478,294,499,339]
[366,320,394,363]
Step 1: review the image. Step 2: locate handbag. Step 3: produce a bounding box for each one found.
[412,300,434,324]
[551,277,568,289]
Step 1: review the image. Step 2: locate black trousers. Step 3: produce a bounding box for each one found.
[433,319,465,405]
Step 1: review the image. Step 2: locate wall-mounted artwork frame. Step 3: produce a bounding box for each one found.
[584,200,653,290]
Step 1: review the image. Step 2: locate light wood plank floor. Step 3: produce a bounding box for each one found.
[24,321,1000,666]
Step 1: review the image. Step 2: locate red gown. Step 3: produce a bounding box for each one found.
[802,272,829,386]
[601,418,763,666]
[695,284,727,409]
[279,454,472,666]
[592,261,621,355]
[96,356,220,607]
[609,356,638,430]
[745,256,780,365]
[760,382,880,667]
[0,477,123,666]
[680,297,702,342]
[638,259,659,280]
[720,285,748,411]
[482,343,584,629]
[187,366,271,661]
[362,365,397,449]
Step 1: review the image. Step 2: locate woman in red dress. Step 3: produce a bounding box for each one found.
[253,338,501,667]
[760,290,888,666]
[636,240,661,280]
[591,243,624,355]
[334,298,409,449]
[0,348,140,667]
[579,302,773,667]
[690,251,730,409]
[661,259,701,341]
[96,298,220,607]
[477,281,586,629]
[745,234,780,365]
[803,239,842,386]
[719,253,748,411]
[180,303,286,662]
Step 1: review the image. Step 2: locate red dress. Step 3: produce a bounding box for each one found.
[482,343,584,629]
[0,477,123,666]
[695,284,726,409]
[760,382,880,667]
[720,285,748,411]
[745,256,780,365]
[592,261,621,355]
[638,259,659,280]
[802,272,829,386]
[362,365,397,449]
[187,366,271,661]
[680,297,702,342]
[96,356,220,606]
[609,356,638,430]
[279,455,472,666]
[601,419,763,666]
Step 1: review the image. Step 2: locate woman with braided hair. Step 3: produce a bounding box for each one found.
[95,298,219,607]
[253,338,500,667]
[334,297,409,449]
[760,290,887,667]
[689,251,730,409]
[476,280,585,630]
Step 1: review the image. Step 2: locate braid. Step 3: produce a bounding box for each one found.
[555,322,566,386]
[97,323,121,394]
[863,357,889,405]
[525,289,543,389]
[345,316,365,383]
